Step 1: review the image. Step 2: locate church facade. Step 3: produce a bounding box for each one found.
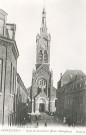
[30,8,56,113]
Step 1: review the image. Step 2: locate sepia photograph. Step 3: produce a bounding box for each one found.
[0,0,86,134]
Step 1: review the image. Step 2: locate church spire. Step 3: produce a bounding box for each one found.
[36,7,51,70]
[40,7,47,34]
[42,7,46,26]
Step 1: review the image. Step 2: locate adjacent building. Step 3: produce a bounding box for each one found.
[0,8,19,125]
[0,9,28,125]
[56,70,86,125]
[17,73,28,104]
[16,73,28,125]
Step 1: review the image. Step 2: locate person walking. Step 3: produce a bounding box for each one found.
[63,117,66,125]
[45,121,47,127]
[37,121,39,126]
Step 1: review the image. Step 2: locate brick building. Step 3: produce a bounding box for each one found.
[16,73,28,125]
[56,70,86,125]
[0,8,19,125]
[0,9,28,125]
[17,73,28,104]
[29,8,56,113]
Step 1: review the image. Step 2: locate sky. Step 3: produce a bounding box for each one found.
[0,0,86,88]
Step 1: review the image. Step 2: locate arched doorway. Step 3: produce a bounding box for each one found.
[39,103,45,112]
[38,98,46,112]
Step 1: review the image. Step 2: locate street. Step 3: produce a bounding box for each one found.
[26,113,64,127]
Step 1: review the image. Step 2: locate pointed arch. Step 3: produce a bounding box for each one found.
[38,50,43,63]
[44,50,48,63]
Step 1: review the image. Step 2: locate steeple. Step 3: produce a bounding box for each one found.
[42,7,46,26]
[36,7,51,70]
[40,7,47,34]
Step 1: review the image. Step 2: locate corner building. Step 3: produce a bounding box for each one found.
[0,9,19,125]
[0,9,28,125]
[56,70,86,125]
[31,8,56,113]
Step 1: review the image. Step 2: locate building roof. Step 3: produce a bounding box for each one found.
[0,8,19,59]
[0,8,7,16]
[58,75,86,95]
[17,73,27,94]
[60,70,85,87]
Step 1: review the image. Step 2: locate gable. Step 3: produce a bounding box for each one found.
[34,64,51,76]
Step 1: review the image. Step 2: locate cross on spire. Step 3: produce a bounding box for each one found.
[42,7,46,25]
[40,6,47,34]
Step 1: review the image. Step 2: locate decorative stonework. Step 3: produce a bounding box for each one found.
[30,8,56,113]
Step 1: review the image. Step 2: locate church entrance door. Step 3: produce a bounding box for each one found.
[39,103,45,112]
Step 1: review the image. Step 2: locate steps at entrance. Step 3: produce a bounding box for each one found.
[39,113,54,123]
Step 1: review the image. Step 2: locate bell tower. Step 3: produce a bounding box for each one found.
[30,7,56,113]
[36,7,51,70]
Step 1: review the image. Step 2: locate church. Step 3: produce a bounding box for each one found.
[29,8,56,113]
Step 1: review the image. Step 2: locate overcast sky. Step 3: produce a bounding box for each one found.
[0,0,86,88]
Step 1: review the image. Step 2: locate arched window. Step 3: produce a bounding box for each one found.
[44,50,48,63]
[39,50,43,63]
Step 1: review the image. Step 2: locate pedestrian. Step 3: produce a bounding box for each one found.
[67,117,71,126]
[35,115,37,121]
[45,121,47,127]
[63,117,66,124]
[37,121,38,126]
[54,112,55,118]
[73,120,76,127]
[24,117,26,125]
